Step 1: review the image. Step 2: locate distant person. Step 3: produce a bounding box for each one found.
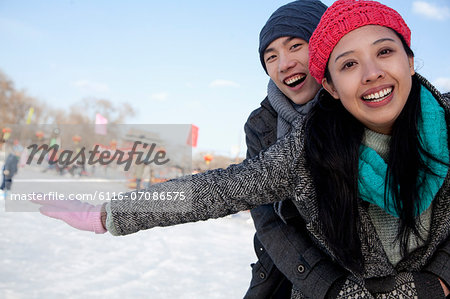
[1,145,22,197]
[134,163,146,190]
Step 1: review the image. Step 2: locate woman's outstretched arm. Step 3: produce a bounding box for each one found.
[105,124,305,236]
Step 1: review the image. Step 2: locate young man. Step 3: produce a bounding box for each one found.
[244,1,450,298]
[1,145,22,198]
[243,1,347,298]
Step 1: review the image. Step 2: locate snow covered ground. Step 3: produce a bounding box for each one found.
[0,168,257,299]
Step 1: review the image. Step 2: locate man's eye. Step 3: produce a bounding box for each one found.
[266,55,276,63]
[290,43,302,50]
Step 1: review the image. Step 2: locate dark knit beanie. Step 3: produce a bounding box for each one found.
[259,0,328,74]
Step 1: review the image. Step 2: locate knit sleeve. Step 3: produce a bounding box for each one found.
[424,236,450,294]
[106,120,307,236]
[443,92,450,100]
[105,202,120,236]
[325,275,374,299]
[364,272,446,299]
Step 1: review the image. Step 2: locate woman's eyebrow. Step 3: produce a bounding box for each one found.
[335,50,354,63]
[373,37,395,45]
[334,38,396,63]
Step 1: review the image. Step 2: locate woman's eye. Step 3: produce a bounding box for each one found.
[379,48,392,56]
[342,61,356,70]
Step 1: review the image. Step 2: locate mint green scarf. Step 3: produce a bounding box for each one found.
[358,85,449,217]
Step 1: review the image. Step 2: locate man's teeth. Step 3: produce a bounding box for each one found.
[362,87,393,102]
[285,74,305,85]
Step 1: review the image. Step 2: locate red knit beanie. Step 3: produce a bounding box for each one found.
[309,0,411,84]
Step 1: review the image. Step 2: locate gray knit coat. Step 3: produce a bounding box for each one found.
[106,74,449,289]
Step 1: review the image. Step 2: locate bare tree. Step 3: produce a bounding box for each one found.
[0,70,136,127]
[72,97,136,124]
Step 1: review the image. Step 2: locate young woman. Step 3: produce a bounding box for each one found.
[35,0,449,297]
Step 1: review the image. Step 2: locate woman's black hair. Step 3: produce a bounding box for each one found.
[305,30,445,272]
[305,89,365,272]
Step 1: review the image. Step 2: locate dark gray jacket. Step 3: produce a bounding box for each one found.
[243,97,345,299]
[107,74,449,298]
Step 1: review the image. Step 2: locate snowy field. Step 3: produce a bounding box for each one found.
[0,168,257,299]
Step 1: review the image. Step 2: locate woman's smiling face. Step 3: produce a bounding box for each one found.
[322,25,415,135]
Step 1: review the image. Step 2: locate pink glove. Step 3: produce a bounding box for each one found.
[33,199,107,234]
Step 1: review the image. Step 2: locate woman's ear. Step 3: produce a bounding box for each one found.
[409,56,415,76]
[322,78,340,99]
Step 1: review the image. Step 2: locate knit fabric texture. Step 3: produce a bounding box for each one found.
[358,84,449,217]
[362,128,433,265]
[362,129,391,162]
[267,79,317,139]
[308,0,411,83]
[368,203,432,266]
[258,0,327,73]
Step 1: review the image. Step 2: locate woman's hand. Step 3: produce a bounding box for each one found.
[32,198,107,234]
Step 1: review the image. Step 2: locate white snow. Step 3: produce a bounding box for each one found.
[0,168,257,299]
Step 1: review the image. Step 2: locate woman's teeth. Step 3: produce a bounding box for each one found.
[284,74,306,87]
[362,87,393,102]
